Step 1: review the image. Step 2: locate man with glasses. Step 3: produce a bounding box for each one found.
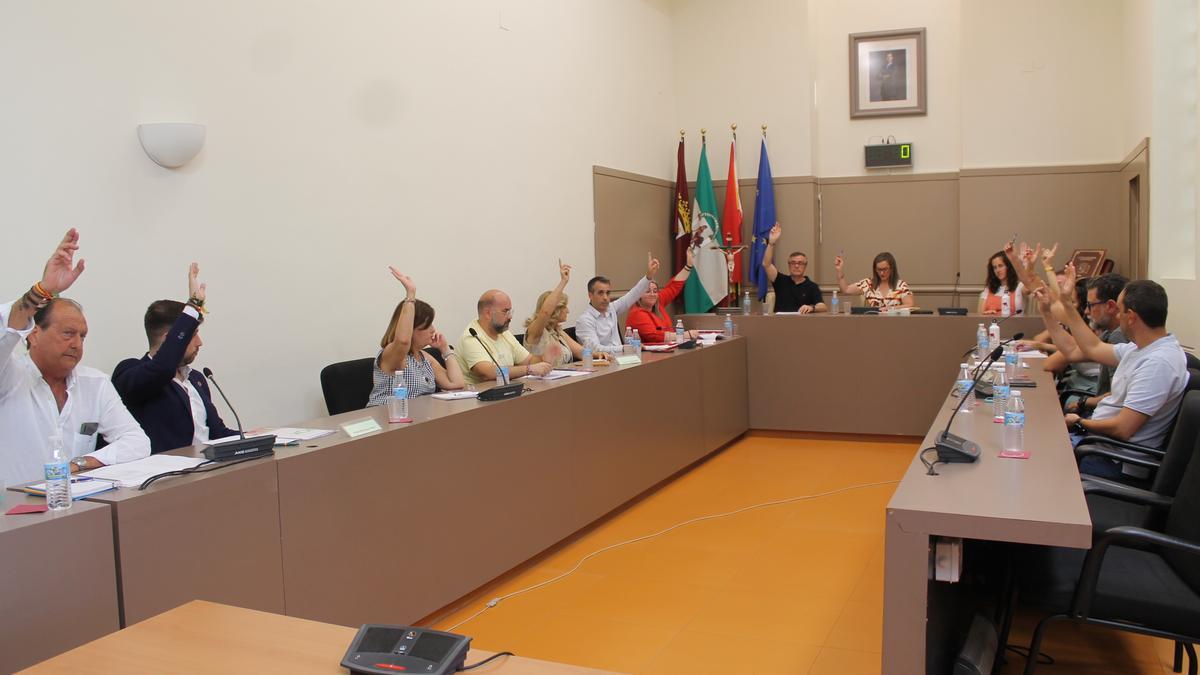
[763,223,827,314]
[1063,273,1130,414]
[457,290,552,385]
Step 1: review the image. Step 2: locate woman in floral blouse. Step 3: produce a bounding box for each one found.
[833,251,915,309]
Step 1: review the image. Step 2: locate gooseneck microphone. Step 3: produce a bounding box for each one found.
[931,345,1004,471]
[468,327,507,384]
[201,367,275,461]
[960,309,1024,357]
[951,271,961,308]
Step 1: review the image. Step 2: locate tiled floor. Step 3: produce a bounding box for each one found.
[429,432,1183,674]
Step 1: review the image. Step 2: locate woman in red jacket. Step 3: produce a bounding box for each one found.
[624,247,701,344]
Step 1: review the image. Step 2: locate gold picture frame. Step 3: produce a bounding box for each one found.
[1068,249,1107,278]
[849,28,927,119]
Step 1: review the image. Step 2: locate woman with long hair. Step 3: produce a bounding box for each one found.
[833,251,915,309]
[366,268,464,407]
[978,251,1024,315]
[525,260,595,366]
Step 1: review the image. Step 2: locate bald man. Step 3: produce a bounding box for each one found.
[457,290,552,385]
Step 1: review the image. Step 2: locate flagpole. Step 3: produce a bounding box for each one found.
[729,123,740,308]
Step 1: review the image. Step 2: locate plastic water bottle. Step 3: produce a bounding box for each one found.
[992,369,1009,423]
[723,315,734,338]
[580,346,593,372]
[388,372,409,423]
[624,326,633,344]
[1000,291,1012,317]
[1003,391,1026,452]
[45,433,71,511]
[955,363,972,398]
[741,290,752,315]
[829,291,838,315]
[976,323,988,359]
[675,320,685,343]
[988,320,1001,351]
[630,329,642,356]
[1004,348,1019,381]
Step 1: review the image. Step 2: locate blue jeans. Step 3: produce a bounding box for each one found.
[1071,432,1124,479]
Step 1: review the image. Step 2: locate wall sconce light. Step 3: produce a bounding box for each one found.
[137,122,206,169]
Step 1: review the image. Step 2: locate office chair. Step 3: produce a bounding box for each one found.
[1016,443,1200,674]
[319,357,375,415]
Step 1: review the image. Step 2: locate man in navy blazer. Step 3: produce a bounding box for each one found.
[112,264,237,453]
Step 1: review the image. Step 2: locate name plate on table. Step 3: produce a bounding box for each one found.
[614,354,642,366]
[341,417,384,438]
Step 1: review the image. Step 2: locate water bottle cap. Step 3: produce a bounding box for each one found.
[1010,390,1021,396]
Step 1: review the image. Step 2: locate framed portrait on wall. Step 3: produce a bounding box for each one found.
[1068,249,1108,278]
[849,28,927,118]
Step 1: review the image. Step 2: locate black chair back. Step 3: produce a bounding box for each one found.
[565,325,578,342]
[1164,420,1200,593]
[319,357,375,415]
[1186,351,1200,371]
[1152,390,1200,499]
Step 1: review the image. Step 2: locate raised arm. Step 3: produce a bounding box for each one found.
[762,223,781,283]
[673,246,695,283]
[378,268,417,373]
[834,254,859,295]
[609,252,656,315]
[526,260,570,346]
[7,228,85,331]
[1031,287,1084,363]
[1044,261,1118,367]
[112,263,207,404]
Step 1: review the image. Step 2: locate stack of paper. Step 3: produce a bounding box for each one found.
[80,455,208,488]
[21,476,118,500]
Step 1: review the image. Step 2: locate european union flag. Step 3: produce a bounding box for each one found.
[749,140,775,300]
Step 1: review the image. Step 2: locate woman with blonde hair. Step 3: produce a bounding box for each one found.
[366,268,465,407]
[524,260,597,367]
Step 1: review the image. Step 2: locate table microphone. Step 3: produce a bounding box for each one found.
[201,367,275,461]
[934,345,1003,468]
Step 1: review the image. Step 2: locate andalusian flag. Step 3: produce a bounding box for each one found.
[684,141,729,313]
[721,135,743,294]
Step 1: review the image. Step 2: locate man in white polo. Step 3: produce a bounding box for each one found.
[576,252,659,353]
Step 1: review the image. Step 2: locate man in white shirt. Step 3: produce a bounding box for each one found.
[0,229,151,487]
[1041,276,1188,479]
[575,252,660,352]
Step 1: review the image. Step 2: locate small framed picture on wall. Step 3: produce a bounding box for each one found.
[849,28,927,118]
[1068,249,1108,278]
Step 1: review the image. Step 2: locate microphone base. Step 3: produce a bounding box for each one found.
[477,382,525,402]
[203,435,276,462]
[935,431,981,463]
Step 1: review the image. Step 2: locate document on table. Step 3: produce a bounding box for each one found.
[432,390,479,400]
[21,476,118,500]
[80,455,208,488]
[260,427,336,443]
[526,370,591,380]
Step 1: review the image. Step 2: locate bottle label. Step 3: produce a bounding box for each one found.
[1005,352,1018,365]
[393,388,408,398]
[994,384,1010,399]
[1004,412,1024,426]
[45,461,69,481]
[956,379,972,396]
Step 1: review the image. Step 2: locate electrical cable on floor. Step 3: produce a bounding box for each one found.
[447,478,900,632]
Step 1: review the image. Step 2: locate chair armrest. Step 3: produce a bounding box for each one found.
[1076,434,1165,459]
[1081,478,1173,508]
[1059,388,1097,404]
[1075,444,1163,470]
[1072,526,1200,618]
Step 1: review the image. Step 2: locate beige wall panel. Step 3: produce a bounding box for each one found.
[593,169,672,290]
[959,171,1124,285]
[815,177,960,288]
[1118,142,1150,279]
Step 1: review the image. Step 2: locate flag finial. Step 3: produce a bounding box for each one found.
[731,123,737,140]
[761,124,768,137]
[679,129,685,139]
[701,128,707,142]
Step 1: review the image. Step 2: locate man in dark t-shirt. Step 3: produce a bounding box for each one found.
[762,223,827,313]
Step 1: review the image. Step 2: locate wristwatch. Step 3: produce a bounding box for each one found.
[71,456,89,472]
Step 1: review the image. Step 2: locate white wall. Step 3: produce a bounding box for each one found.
[0,0,677,425]
[670,0,813,180]
[960,0,1126,167]
[809,0,961,176]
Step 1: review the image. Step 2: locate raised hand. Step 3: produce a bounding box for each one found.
[647,252,661,278]
[558,258,571,284]
[41,228,85,295]
[1042,242,1060,265]
[388,267,416,299]
[685,246,695,269]
[188,262,206,303]
[834,254,844,273]
[768,222,782,244]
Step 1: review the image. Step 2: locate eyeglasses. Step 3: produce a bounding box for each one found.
[788,260,807,266]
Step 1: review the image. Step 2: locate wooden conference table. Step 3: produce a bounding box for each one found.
[21,600,623,674]
[682,313,1044,436]
[882,368,1091,674]
[69,338,748,635]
